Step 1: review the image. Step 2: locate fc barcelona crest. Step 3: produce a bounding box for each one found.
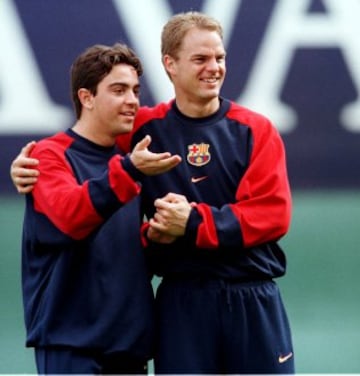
[187,143,211,166]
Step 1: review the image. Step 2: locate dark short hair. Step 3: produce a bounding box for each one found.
[71,43,143,119]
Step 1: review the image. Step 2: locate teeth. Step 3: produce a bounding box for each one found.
[203,78,217,83]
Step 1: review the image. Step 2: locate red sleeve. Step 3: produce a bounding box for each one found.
[31,136,140,240]
[194,113,291,249]
[231,120,291,247]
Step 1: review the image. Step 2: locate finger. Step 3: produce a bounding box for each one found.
[163,192,180,201]
[149,218,166,231]
[147,227,160,241]
[21,141,37,157]
[154,198,172,210]
[149,152,174,161]
[133,135,152,151]
[153,211,168,224]
[12,156,39,170]
[156,154,181,163]
[161,192,186,203]
[13,179,36,194]
[21,167,39,177]
[17,185,35,194]
[15,176,38,185]
[154,156,182,171]
[10,166,38,187]
[13,167,40,178]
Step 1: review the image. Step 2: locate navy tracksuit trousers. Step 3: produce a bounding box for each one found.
[154,278,295,374]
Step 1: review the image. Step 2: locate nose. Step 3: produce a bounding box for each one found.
[124,90,139,104]
[206,57,219,71]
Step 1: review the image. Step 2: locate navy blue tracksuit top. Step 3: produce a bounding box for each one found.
[21,129,155,361]
[117,98,292,281]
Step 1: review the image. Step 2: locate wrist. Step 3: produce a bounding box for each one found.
[121,154,146,182]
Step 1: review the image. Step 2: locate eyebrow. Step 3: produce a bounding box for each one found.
[191,52,226,60]
[108,82,140,89]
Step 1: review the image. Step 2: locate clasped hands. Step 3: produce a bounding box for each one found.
[147,192,193,244]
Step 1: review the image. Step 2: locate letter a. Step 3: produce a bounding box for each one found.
[0,0,72,134]
[238,0,360,133]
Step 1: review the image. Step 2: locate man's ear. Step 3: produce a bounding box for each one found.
[163,54,176,78]
[78,88,94,110]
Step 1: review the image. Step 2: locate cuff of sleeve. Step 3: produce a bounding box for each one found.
[121,154,146,182]
[140,222,150,247]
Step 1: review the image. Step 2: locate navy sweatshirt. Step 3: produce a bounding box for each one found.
[22,129,154,360]
[117,98,292,281]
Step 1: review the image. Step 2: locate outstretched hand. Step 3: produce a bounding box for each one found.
[130,135,181,176]
[10,141,40,194]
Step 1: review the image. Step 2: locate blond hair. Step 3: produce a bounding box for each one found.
[161,11,223,60]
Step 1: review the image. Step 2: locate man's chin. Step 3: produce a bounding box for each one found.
[198,91,220,103]
[201,87,220,97]
[119,122,134,134]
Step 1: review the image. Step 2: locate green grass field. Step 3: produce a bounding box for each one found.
[1,191,359,373]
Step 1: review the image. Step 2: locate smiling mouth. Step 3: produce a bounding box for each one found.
[201,78,218,84]
[121,111,135,117]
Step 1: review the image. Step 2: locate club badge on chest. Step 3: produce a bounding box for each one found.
[187,143,211,167]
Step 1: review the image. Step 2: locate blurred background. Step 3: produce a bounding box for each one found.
[1,0,359,373]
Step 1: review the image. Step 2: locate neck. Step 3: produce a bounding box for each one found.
[72,120,115,147]
[175,96,220,118]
